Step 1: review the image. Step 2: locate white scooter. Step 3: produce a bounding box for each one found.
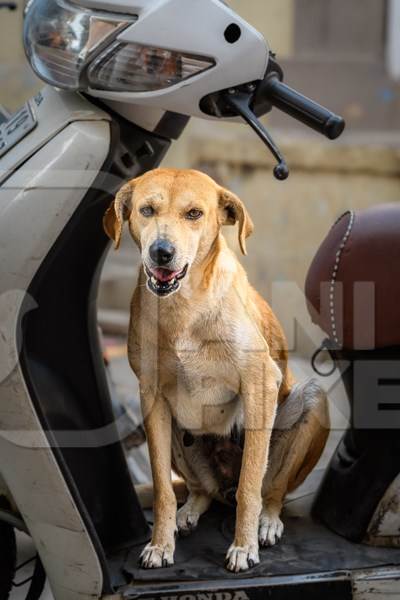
[2,1,400,599]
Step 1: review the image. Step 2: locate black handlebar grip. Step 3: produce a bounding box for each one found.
[264,75,345,140]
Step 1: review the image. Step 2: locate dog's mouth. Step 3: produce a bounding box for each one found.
[145,263,189,296]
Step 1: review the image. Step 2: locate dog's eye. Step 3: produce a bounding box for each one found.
[140,206,154,217]
[186,208,203,220]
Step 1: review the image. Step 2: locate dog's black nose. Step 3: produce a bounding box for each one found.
[149,239,175,266]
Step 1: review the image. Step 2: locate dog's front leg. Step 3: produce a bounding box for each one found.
[226,360,279,573]
[140,392,177,569]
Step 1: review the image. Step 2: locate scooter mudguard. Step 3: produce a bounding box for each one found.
[0,86,171,599]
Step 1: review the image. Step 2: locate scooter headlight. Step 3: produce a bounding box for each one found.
[23,0,134,90]
[23,0,215,94]
[87,42,216,92]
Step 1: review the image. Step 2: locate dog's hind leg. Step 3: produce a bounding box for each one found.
[171,427,218,536]
[135,479,210,536]
[259,379,329,547]
[177,491,212,536]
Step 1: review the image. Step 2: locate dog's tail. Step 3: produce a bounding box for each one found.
[135,479,188,510]
[275,378,330,492]
[274,378,328,430]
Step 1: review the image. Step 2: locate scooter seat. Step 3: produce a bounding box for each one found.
[305,203,400,350]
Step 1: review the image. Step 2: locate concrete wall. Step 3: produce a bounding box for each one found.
[229,0,294,58]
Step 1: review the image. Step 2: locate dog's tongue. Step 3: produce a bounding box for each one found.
[151,268,177,282]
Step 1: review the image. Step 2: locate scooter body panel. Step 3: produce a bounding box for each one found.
[0,102,112,599]
[0,84,175,597]
[0,85,110,186]
[83,0,269,119]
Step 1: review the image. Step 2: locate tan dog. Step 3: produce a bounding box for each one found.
[104,168,329,573]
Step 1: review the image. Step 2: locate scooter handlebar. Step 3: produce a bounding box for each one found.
[201,57,346,179]
[262,75,345,140]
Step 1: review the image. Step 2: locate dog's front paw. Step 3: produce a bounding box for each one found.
[139,543,174,569]
[177,504,200,536]
[225,543,259,573]
[258,510,284,547]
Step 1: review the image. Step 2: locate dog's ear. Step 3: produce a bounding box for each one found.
[103,181,134,249]
[218,188,254,255]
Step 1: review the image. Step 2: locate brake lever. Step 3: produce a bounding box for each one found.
[223,88,289,181]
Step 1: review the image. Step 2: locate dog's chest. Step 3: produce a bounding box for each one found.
[162,333,243,436]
